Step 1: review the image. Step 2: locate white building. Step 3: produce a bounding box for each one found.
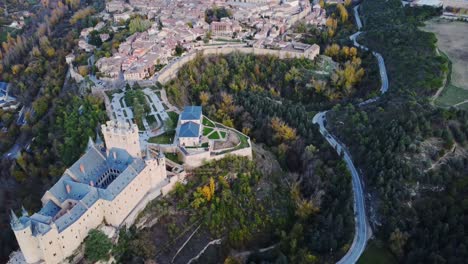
[176,106,202,147]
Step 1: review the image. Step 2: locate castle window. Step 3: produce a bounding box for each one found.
[49,241,52,245]
[53,253,56,257]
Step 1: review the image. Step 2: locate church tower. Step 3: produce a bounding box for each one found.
[101,120,142,158]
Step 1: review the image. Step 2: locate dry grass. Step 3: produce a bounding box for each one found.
[423,19,468,90]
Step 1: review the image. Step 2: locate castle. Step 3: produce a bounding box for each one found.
[10,121,185,264]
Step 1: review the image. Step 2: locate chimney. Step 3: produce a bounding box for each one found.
[90,181,94,187]
[80,163,85,173]
[66,185,71,194]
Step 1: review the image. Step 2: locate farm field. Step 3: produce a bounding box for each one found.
[423,19,468,108]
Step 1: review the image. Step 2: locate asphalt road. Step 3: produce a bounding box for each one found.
[312,112,371,264]
[311,4,391,264]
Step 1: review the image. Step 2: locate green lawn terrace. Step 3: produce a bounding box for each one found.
[147,106,252,168]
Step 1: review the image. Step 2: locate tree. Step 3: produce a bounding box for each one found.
[326,18,338,37]
[175,44,186,56]
[271,117,297,142]
[32,97,49,119]
[88,31,102,47]
[84,230,112,262]
[78,66,89,76]
[199,91,211,106]
[11,64,23,75]
[325,44,340,58]
[129,17,152,34]
[389,228,408,258]
[337,4,349,23]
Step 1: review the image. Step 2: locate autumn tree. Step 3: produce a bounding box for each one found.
[326,18,338,37]
[199,91,211,106]
[216,92,235,127]
[271,117,297,142]
[325,44,340,58]
[337,4,349,23]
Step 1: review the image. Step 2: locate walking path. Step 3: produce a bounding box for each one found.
[313,4,390,264]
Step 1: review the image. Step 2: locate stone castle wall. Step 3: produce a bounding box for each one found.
[153,45,319,86]
[182,142,253,168]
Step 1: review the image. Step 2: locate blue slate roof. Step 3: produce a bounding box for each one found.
[38,201,61,217]
[180,106,202,121]
[11,142,149,235]
[179,122,200,138]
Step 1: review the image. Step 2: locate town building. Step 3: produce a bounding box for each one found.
[10,121,186,264]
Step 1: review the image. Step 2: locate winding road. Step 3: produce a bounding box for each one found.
[312,4,390,264]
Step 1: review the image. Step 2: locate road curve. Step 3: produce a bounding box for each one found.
[312,4,390,264]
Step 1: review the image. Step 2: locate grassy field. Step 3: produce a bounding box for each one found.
[149,131,176,144]
[358,240,397,264]
[435,84,468,107]
[423,19,468,90]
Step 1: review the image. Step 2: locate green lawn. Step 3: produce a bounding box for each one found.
[358,240,397,264]
[435,84,468,108]
[202,117,215,127]
[208,131,220,140]
[237,132,250,149]
[146,115,157,127]
[219,131,226,138]
[203,127,214,136]
[167,111,179,126]
[165,153,181,164]
[148,130,176,144]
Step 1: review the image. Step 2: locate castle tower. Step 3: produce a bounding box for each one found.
[144,147,167,188]
[101,120,142,158]
[10,210,43,263]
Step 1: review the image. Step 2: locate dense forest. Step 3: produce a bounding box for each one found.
[330,97,468,263]
[163,51,359,262]
[359,0,446,96]
[167,52,378,113]
[325,0,468,263]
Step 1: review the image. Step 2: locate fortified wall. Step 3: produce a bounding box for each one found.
[154,44,320,85]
